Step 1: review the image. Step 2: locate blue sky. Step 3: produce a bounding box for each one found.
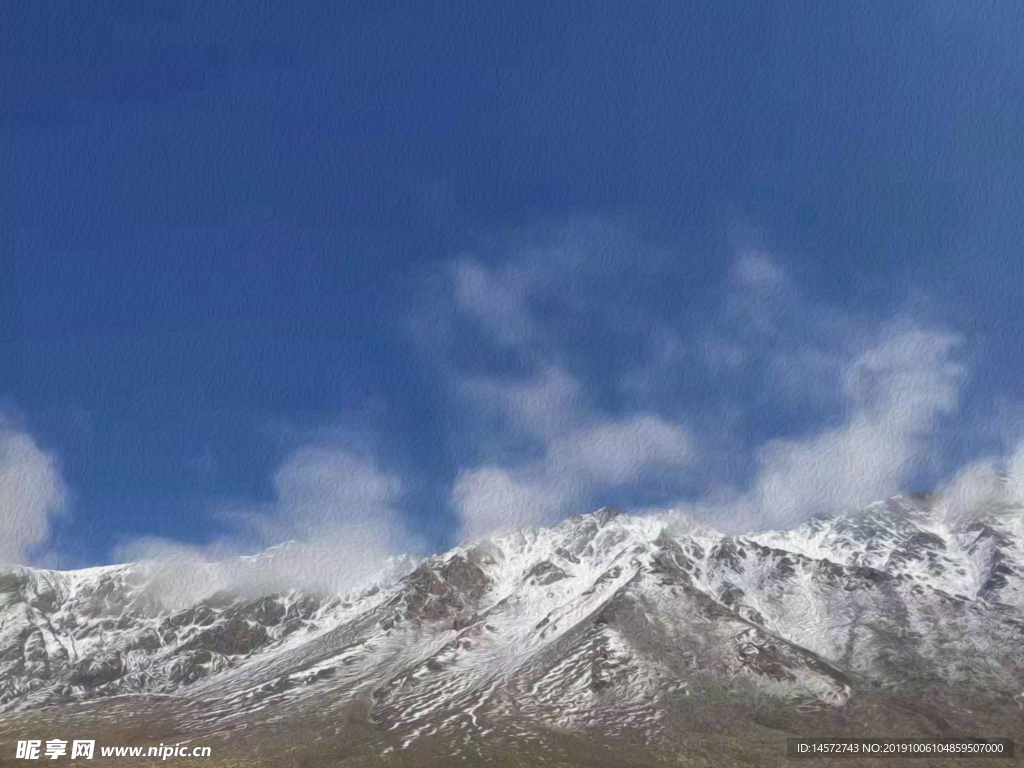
[1,0,1024,570]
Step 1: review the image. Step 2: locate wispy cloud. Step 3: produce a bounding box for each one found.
[684,321,965,530]
[420,219,978,538]
[116,445,424,606]
[12,218,1012,577]
[451,258,540,347]
[0,419,67,566]
[417,221,711,537]
[936,439,1024,523]
[453,367,700,538]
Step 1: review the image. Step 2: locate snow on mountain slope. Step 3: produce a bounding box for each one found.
[2,496,1023,749]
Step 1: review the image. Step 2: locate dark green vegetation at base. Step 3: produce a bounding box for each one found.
[1,691,1021,768]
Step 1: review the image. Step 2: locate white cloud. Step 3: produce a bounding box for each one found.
[689,321,964,531]
[0,426,67,566]
[118,446,423,605]
[727,251,791,334]
[1007,445,1024,502]
[553,416,698,486]
[936,456,1004,523]
[733,251,787,291]
[437,229,709,540]
[452,367,700,539]
[936,440,1024,523]
[256,447,405,545]
[459,366,586,444]
[452,466,567,539]
[452,258,539,346]
[425,224,984,540]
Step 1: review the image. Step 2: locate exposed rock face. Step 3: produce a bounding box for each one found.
[1,495,1023,752]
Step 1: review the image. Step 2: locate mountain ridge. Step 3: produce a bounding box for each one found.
[2,495,1023,762]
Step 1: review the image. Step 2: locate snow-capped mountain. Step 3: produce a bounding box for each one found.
[2,495,1023,758]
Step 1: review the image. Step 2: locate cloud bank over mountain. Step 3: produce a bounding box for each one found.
[113,446,423,607]
[416,221,978,540]
[6,219,1021,569]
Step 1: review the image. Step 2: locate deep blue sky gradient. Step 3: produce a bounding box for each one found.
[1,0,1023,565]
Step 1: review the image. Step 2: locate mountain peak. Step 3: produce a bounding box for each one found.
[566,505,622,525]
[593,505,622,523]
